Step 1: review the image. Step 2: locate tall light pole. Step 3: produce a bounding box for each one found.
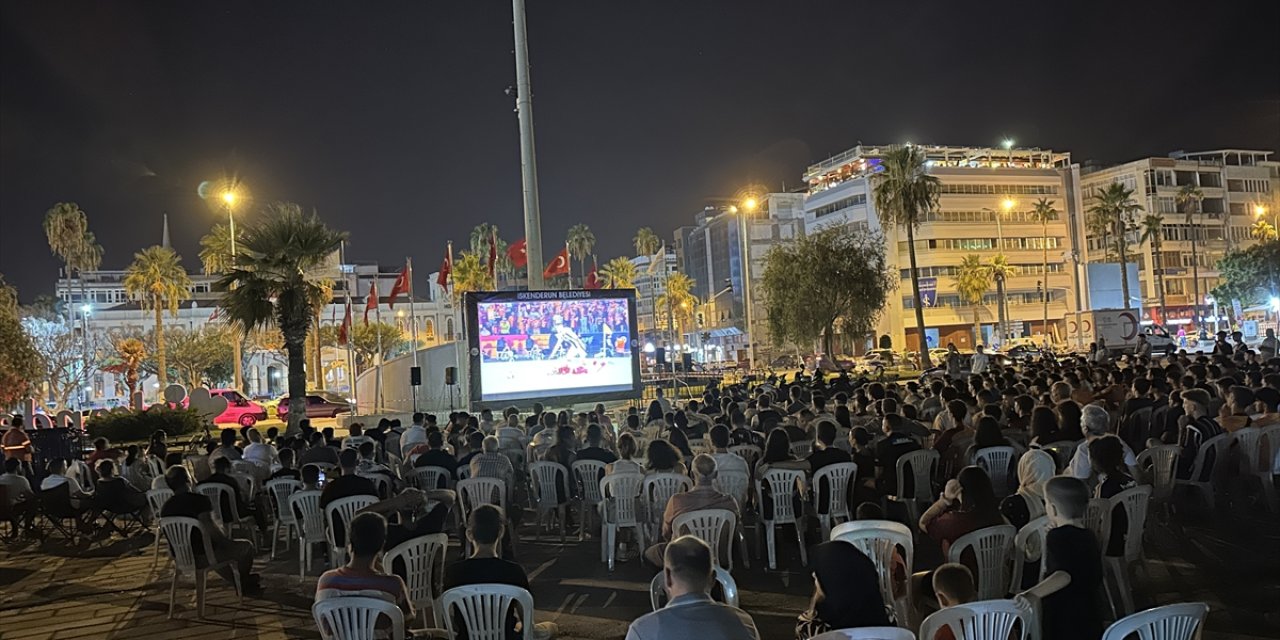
[512,0,544,289]
[223,190,244,391]
[733,195,759,372]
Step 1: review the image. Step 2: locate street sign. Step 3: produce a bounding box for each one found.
[919,277,937,307]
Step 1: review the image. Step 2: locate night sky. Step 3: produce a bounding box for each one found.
[2,1,1277,300]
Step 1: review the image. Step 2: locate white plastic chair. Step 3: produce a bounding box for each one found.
[600,473,645,571]
[757,468,807,570]
[1101,602,1209,640]
[1009,516,1049,594]
[158,516,242,619]
[1233,425,1278,512]
[1176,432,1232,511]
[1260,424,1280,511]
[716,468,751,511]
[528,461,571,541]
[380,533,448,628]
[649,566,739,610]
[890,449,939,523]
[1098,485,1153,617]
[920,599,1031,640]
[643,472,693,539]
[145,488,174,566]
[948,524,1016,600]
[813,462,858,539]
[572,459,608,542]
[1135,445,1181,503]
[456,477,506,555]
[289,489,326,581]
[1039,440,1079,472]
[409,465,453,491]
[673,508,738,571]
[440,584,536,640]
[790,439,814,458]
[831,519,914,625]
[729,444,762,470]
[264,478,302,559]
[313,595,405,640]
[231,460,260,483]
[356,473,391,499]
[194,482,255,541]
[324,494,378,568]
[973,446,1017,497]
[808,628,916,640]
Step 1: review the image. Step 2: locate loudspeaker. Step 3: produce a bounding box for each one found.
[444,366,457,386]
[681,353,693,369]
[410,366,422,386]
[655,347,667,365]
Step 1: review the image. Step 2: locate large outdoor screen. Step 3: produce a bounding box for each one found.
[465,289,641,406]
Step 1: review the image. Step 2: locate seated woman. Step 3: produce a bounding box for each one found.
[796,541,891,638]
[644,439,686,477]
[1028,406,1068,447]
[1089,435,1136,558]
[999,449,1055,529]
[919,466,1005,557]
[605,433,644,476]
[755,430,809,522]
[667,427,695,460]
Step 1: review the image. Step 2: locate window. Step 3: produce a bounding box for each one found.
[919,209,1060,223]
[938,184,1060,196]
[811,193,867,218]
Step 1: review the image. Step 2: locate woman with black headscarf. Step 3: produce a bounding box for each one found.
[796,541,891,638]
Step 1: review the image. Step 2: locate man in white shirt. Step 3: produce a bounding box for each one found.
[706,426,749,478]
[399,413,429,458]
[0,458,35,533]
[971,344,990,374]
[1065,404,1136,479]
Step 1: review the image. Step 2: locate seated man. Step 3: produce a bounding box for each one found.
[315,511,413,624]
[320,449,378,545]
[930,563,976,640]
[457,431,486,469]
[269,448,302,481]
[86,437,124,466]
[706,425,749,478]
[201,457,267,531]
[298,431,340,467]
[1065,405,1136,480]
[626,535,760,640]
[470,436,515,497]
[644,454,739,568]
[575,424,618,465]
[1033,476,1103,640]
[93,459,152,526]
[160,465,261,594]
[412,431,458,479]
[0,458,36,535]
[207,429,243,468]
[40,458,92,505]
[357,486,455,551]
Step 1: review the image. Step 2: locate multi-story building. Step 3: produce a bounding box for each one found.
[629,251,678,344]
[803,144,1081,353]
[1079,149,1276,327]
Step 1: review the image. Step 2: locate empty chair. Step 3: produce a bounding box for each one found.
[790,439,814,458]
[410,465,453,491]
[380,533,448,628]
[729,444,763,471]
[649,566,739,610]
[146,488,175,565]
[313,595,404,640]
[919,599,1032,640]
[324,495,378,568]
[1135,445,1181,506]
[456,465,473,481]
[830,519,914,625]
[973,447,1017,497]
[571,459,608,542]
[600,473,646,571]
[813,462,858,539]
[643,473,693,539]
[715,468,751,512]
[158,516,242,619]
[890,449,939,523]
[528,461,571,542]
[1233,425,1279,512]
[440,584,536,640]
[948,525,1016,600]
[264,478,302,559]
[1101,602,1209,640]
[808,628,916,640]
[1175,432,1231,512]
[757,468,808,570]
[289,490,326,581]
[1008,516,1049,593]
[673,508,737,571]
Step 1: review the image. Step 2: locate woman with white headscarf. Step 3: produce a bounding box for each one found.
[999,449,1056,529]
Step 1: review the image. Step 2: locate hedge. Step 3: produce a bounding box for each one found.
[86,406,205,443]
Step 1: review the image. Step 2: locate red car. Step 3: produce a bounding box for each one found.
[275,392,352,420]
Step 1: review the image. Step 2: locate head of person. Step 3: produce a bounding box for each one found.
[339,448,359,472]
[955,466,998,517]
[690,453,717,486]
[247,428,262,444]
[973,416,1005,449]
[709,425,731,450]
[663,535,714,599]
[358,441,377,461]
[301,464,321,487]
[667,428,692,457]
[278,447,295,469]
[219,429,236,448]
[882,413,905,436]
[1045,476,1089,526]
[1180,388,1210,418]
[933,563,977,608]
[617,433,637,461]
[555,425,576,449]
[10,415,23,429]
[1080,404,1110,439]
[482,435,500,455]
[625,414,640,431]
[412,412,425,426]
[1017,449,1056,502]
[814,420,837,449]
[1088,435,1128,478]
[213,456,232,475]
[585,424,603,448]
[466,430,485,452]
[1029,406,1060,442]
[646,401,664,423]
[427,430,445,451]
[946,399,968,422]
[164,464,193,493]
[97,458,117,479]
[346,512,388,561]
[467,504,506,551]
[762,429,792,464]
[807,541,891,628]
[645,439,682,472]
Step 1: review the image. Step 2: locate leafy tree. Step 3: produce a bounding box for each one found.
[599,257,637,289]
[1088,182,1144,310]
[873,145,941,366]
[450,251,491,301]
[164,326,235,389]
[760,226,894,356]
[468,224,513,285]
[1250,219,1277,241]
[124,246,192,389]
[567,223,596,285]
[20,316,102,409]
[633,227,661,257]
[657,272,697,343]
[1139,213,1168,318]
[1176,184,1206,324]
[0,275,41,408]
[1213,239,1279,310]
[43,202,103,321]
[215,203,346,432]
[954,254,990,346]
[198,222,243,276]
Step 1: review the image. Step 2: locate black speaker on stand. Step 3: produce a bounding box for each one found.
[410,366,422,412]
[444,366,458,410]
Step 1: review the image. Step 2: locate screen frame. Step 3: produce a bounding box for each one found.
[464,288,642,408]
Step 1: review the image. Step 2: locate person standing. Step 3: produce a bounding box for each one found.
[970,345,990,375]
[2,416,33,478]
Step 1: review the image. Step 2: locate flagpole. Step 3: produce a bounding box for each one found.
[341,240,359,414]
[449,240,463,411]
[407,257,420,413]
[374,279,384,414]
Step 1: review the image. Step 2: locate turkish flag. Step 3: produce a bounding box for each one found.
[339,301,352,344]
[507,238,528,268]
[437,250,452,291]
[364,279,379,325]
[585,257,601,289]
[543,247,570,279]
[487,231,497,281]
[387,265,410,308]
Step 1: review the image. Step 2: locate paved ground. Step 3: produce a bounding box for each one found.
[2,492,1278,639]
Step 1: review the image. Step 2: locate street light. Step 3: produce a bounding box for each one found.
[730,186,764,372]
[220,185,244,391]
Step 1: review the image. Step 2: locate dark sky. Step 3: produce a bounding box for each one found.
[3,1,1278,300]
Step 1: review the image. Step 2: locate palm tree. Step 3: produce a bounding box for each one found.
[198,222,243,275]
[469,223,499,255]
[214,203,345,431]
[988,254,1015,344]
[43,202,103,320]
[113,337,147,397]
[566,224,596,286]
[657,272,697,344]
[954,255,990,346]
[872,145,941,367]
[1176,184,1205,326]
[634,227,661,258]
[1250,219,1277,241]
[1032,198,1060,340]
[1088,182,1144,310]
[450,252,491,302]
[1139,213,1168,319]
[599,257,637,289]
[123,246,192,390]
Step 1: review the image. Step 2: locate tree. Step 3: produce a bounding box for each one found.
[657,272,696,344]
[108,336,147,397]
[599,257,637,289]
[1088,182,1144,310]
[873,145,941,366]
[761,226,893,356]
[1031,198,1061,340]
[954,254,990,346]
[450,252,491,301]
[1213,239,1279,310]
[124,246,192,390]
[215,203,346,432]
[1250,219,1277,241]
[1176,184,1205,325]
[1139,213,1168,319]
[43,203,104,319]
[198,222,243,276]
[21,316,102,409]
[0,275,41,408]
[468,224,513,286]
[988,254,1015,343]
[164,326,235,389]
[634,227,661,258]
[566,224,596,285]
[352,322,406,368]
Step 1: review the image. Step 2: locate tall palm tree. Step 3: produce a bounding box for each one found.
[566,224,596,286]
[634,227,661,258]
[466,224,513,287]
[1139,213,1168,320]
[1088,182,1144,310]
[954,255,990,346]
[1176,184,1205,326]
[657,272,696,344]
[113,336,147,397]
[988,254,1015,344]
[873,145,941,367]
[599,257,637,289]
[1032,198,1060,340]
[123,246,192,390]
[469,223,499,255]
[43,202,103,320]
[215,203,345,431]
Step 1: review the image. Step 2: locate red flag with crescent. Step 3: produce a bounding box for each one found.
[507,238,528,268]
[387,265,410,308]
[543,247,570,279]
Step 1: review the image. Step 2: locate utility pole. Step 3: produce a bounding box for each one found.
[512,0,544,289]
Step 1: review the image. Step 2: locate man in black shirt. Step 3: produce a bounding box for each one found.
[1038,476,1103,640]
[93,459,152,525]
[753,396,783,433]
[160,466,260,594]
[412,431,459,477]
[320,449,378,546]
[575,425,618,465]
[444,505,555,638]
[298,431,340,467]
[728,411,765,448]
[269,448,301,481]
[201,457,266,530]
[806,421,852,515]
[873,414,922,496]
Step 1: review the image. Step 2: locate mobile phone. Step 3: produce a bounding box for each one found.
[317,470,327,486]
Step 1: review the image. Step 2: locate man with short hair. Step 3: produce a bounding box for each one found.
[575,425,618,464]
[160,465,260,594]
[298,431,339,467]
[411,430,458,477]
[970,345,990,375]
[874,414,922,495]
[315,511,413,622]
[0,457,35,534]
[1065,405,1136,479]
[269,448,301,480]
[207,429,242,468]
[643,454,739,567]
[1175,387,1225,477]
[320,449,378,546]
[398,413,428,459]
[707,426,748,478]
[94,458,152,525]
[202,456,267,530]
[1037,476,1103,640]
[626,535,760,640]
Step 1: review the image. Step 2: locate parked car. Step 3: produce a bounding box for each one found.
[210,388,269,427]
[276,391,353,420]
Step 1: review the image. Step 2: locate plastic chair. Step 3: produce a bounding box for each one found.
[158,516,242,619]
[356,473,391,499]
[324,494,378,568]
[313,595,405,640]
[920,599,1031,640]
[716,468,751,511]
[973,446,1017,497]
[757,468,807,569]
[1099,485,1153,617]
[380,533,448,628]
[1009,516,1049,594]
[264,478,302,559]
[289,490,326,581]
[146,488,174,566]
[813,462,858,539]
[456,477,506,555]
[948,525,1016,600]
[1176,432,1231,512]
[808,628,916,640]
[1039,440,1079,472]
[649,566,739,610]
[831,519,914,625]
[729,444,762,470]
[1101,602,1209,640]
[409,465,453,491]
[194,482,256,541]
[1233,425,1278,512]
[600,473,645,571]
[890,449,939,524]
[643,472,693,539]
[572,459,608,542]
[790,439,814,458]
[231,460,260,481]
[440,584,536,640]
[673,508,737,571]
[1135,445,1181,503]
[528,461,571,542]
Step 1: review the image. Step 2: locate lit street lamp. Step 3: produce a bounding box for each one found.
[729,189,761,371]
[222,188,244,391]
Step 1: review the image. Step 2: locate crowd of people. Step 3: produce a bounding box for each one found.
[1,328,1277,639]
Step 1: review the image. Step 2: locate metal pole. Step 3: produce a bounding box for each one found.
[512,0,544,289]
[374,284,384,414]
[407,257,420,413]
[738,211,756,373]
[341,240,359,413]
[228,203,243,391]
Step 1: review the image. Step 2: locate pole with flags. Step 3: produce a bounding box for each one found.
[340,240,358,413]
[406,258,420,411]
[364,277,383,412]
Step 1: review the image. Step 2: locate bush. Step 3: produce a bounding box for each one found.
[86,406,204,443]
